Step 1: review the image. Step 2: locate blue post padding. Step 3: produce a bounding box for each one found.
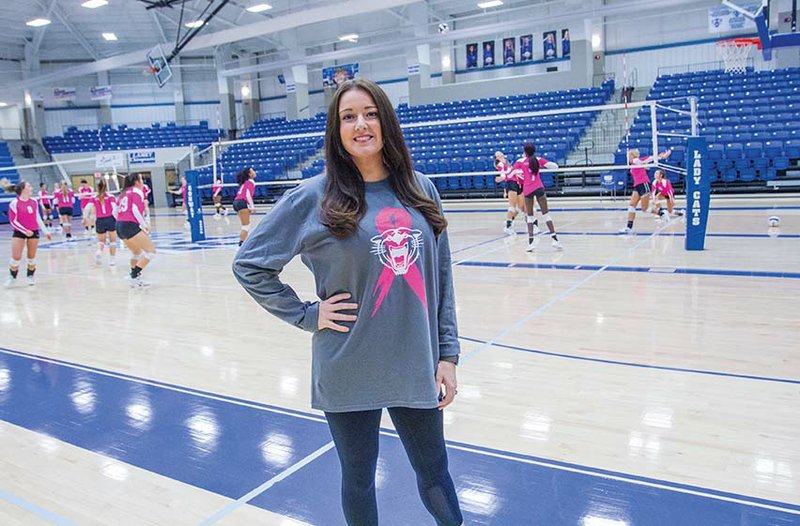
[185,169,206,242]
[755,12,772,60]
[685,137,711,251]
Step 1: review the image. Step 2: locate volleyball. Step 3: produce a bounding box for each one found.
[768,216,780,227]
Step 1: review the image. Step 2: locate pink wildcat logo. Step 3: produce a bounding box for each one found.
[370,207,426,317]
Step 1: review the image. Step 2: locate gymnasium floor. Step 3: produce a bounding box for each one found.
[0,193,798,525]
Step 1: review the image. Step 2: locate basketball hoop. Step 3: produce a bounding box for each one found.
[716,37,761,74]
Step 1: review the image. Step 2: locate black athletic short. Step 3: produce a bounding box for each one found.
[58,206,73,217]
[233,198,249,212]
[633,182,651,196]
[42,203,52,211]
[12,229,39,240]
[505,180,522,194]
[96,216,117,234]
[116,221,142,240]
[525,187,546,199]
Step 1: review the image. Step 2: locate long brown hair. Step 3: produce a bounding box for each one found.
[97,179,108,204]
[524,143,539,177]
[320,78,447,239]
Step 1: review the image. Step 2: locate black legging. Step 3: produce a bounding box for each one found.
[325,407,463,526]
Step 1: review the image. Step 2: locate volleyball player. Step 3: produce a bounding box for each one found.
[92,179,118,267]
[116,173,156,288]
[650,169,682,220]
[512,144,562,251]
[4,182,51,288]
[37,183,54,229]
[233,167,256,246]
[619,148,671,234]
[494,151,524,235]
[212,177,228,218]
[78,179,95,236]
[55,183,75,239]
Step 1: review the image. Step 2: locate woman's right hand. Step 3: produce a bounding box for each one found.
[318,292,358,333]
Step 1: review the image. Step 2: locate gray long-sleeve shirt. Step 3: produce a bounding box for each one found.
[232,173,460,413]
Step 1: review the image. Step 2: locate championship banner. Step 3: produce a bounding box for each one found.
[685,137,711,251]
[322,64,359,88]
[543,31,557,61]
[54,87,76,102]
[466,43,478,69]
[95,152,124,169]
[90,85,112,101]
[708,2,758,32]
[502,38,515,66]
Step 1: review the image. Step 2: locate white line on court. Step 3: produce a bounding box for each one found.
[0,488,78,526]
[0,347,328,426]
[197,441,336,526]
[445,443,800,516]
[460,220,674,364]
[451,219,580,266]
[3,345,799,517]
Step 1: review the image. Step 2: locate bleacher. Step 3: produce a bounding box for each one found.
[0,141,20,224]
[613,67,800,189]
[43,121,221,154]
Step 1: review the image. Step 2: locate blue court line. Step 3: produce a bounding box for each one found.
[553,230,800,239]
[1,345,799,525]
[0,488,77,526]
[459,336,800,386]
[443,205,800,214]
[455,260,800,280]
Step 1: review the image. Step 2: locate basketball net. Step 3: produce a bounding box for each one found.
[716,37,760,74]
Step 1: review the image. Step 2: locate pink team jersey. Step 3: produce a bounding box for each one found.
[181,184,187,204]
[496,161,518,183]
[9,197,43,234]
[55,190,75,208]
[630,156,653,186]
[513,156,552,196]
[92,194,117,219]
[117,187,146,225]
[38,190,52,209]
[78,186,94,210]
[653,178,674,198]
[235,179,255,203]
[212,182,222,198]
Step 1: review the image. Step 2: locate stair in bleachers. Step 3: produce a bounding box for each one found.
[0,141,20,187]
[613,67,800,193]
[42,121,222,154]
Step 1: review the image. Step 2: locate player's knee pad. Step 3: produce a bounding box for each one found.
[542,213,552,223]
[26,258,36,267]
[507,206,517,213]
[9,258,21,268]
[241,224,251,232]
[526,215,537,224]
[516,206,525,214]
[139,251,156,262]
[627,206,636,213]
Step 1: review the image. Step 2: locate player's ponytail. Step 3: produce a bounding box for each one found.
[524,143,539,176]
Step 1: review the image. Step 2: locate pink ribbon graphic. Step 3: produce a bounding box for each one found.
[371,207,427,317]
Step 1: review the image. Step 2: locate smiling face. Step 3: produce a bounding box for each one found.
[338,88,383,167]
[19,182,32,199]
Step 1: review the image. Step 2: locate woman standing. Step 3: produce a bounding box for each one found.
[55,183,75,239]
[92,179,118,267]
[5,182,51,287]
[233,79,463,526]
[232,167,256,246]
[512,143,563,251]
[37,183,54,229]
[116,173,156,288]
[212,177,228,218]
[494,150,524,235]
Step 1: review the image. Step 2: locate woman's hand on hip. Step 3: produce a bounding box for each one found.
[318,292,358,333]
